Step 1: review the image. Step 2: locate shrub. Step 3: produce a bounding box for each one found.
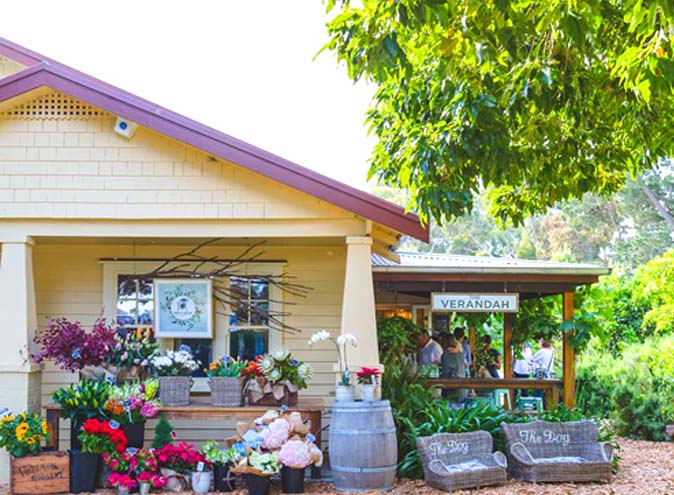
[377,317,420,364]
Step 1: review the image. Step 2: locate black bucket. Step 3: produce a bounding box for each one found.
[70,419,83,451]
[246,474,270,495]
[213,462,235,492]
[122,421,145,448]
[70,450,100,494]
[281,467,305,494]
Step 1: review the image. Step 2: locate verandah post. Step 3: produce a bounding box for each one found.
[562,291,575,409]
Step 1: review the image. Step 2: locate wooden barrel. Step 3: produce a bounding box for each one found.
[329,400,398,492]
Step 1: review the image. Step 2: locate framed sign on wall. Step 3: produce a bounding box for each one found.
[154,279,213,338]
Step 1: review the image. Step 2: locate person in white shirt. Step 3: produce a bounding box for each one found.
[532,338,555,378]
[415,332,443,366]
[513,343,533,378]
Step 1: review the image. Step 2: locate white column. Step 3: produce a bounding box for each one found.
[339,236,382,372]
[0,237,42,482]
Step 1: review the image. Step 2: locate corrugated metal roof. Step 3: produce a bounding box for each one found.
[372,252,610,276]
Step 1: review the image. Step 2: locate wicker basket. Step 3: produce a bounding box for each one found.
[158,376,192,406]
[247,386,298,407]
[209,376,246,406]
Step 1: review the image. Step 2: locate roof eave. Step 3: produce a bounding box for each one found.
[371,265,611,277]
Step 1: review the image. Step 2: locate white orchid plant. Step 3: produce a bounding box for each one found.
[308,330,358,386]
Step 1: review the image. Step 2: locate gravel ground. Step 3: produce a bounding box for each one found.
[2,438,672,495]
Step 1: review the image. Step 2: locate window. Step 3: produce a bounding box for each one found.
[228,276,270,361]
[116,276,154,329]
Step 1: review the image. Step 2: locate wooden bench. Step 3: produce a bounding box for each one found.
[45,396,325,478]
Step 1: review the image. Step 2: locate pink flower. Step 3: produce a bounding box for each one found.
[140,402,158,418]
[277,440,312,469]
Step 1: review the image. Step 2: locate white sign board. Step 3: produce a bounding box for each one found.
[431,293,519,313]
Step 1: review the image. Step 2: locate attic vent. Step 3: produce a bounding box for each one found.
[1,93,107,120]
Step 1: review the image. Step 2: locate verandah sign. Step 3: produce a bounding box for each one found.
[431,293,519,313]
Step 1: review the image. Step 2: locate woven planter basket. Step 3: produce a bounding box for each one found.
[210,376,246,406]
[158,376,192,406]
[247,386,298,407]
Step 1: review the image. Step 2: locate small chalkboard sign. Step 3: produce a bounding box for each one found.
[10,451,69,495]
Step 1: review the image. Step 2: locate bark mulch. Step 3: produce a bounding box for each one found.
[1,438,672,495]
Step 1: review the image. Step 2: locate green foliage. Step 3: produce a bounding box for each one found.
[377,317,420,364]
[152,413,174,450]
[51,379,111,423]
[576,335,674,440]
[633,249,674,335]
[325,1,674,226]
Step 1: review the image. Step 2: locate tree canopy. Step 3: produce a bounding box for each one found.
[324,0,674,226]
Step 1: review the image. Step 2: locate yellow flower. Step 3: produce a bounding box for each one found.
[1,415,13,423]
[41,421,48,435]
[15,422,29,441]
[25,436,37,445]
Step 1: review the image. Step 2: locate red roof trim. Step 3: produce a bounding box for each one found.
[0,38,429,241]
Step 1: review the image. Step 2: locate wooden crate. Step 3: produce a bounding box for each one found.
[10,451,69,495]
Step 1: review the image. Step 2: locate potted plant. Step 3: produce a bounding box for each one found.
[104,448,166,495]
[108,329,160,383]
[51,379,112,450]
[151,349,200,406]
[136,469,167,495]
[308,331,357,402]
[357,367,381,401]
[207,356,248,406]
[74,418,128,493]
[33,317,118,379]
[245,351,312,406]
[277,440,313,493]
[155,441,208,491]
[104,380,161,448]
[108,472,137,495]
[246,452,281,495]
[201,440,241,492]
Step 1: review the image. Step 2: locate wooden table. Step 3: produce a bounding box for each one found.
[45,397,325,478]
[425,378,561,409]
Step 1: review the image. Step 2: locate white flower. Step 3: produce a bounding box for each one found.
[259,355,275,373]
[336,333,358,347]
[269,368,282,382]
[308,330,330,346]
[273,349,289,361]
[298,363,313,380]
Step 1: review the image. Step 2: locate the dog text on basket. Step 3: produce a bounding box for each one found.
[428,440,469,457]
[519,429,570,447]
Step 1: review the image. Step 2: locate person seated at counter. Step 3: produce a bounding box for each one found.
[439,334,466,402]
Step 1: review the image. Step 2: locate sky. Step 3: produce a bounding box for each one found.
[1,1,376,188]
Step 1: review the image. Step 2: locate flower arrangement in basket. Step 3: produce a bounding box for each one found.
[229,408,323,494]
[309,330,358,401]
[151,348,200,406]
[244,351,312,406]
[33,317,117,374]
[108,328,160,383]
[0,409,48,458]
[357,367,381,402]
[207,356,248,406]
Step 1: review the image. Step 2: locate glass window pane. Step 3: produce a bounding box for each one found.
[174,339,211,378]
[250,301,269,326]
[117,299,137,326]
[138,300,154,325]
[250,279,269,299]
[229,276,249,301]
[235,302,249,327]
[230,329,268,361]
[118,276,138,298]
[138,278,153,299]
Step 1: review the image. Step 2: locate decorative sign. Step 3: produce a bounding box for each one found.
[154,279,213,338]
[10,451,70,495]
[431,293,519,313]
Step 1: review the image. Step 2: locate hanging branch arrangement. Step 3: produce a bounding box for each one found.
[135,238,313,334]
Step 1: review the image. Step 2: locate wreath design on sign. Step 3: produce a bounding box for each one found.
[160,284,205,330]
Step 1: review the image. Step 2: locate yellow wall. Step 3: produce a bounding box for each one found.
[34,241,344,448]
[0,56,25,79]
[0,92,355,221]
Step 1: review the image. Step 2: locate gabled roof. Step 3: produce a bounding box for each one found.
[372,252,610,276]
[0,37,428,242]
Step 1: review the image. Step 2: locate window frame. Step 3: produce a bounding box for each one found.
[102,260,284,391]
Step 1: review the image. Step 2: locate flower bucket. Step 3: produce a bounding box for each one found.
[360,384,381,402]
[246,474,270,495]
[70,419,83,451]
[96,461,112,488]
[69,450,99,494]
[210,376,246,406]
[281,466,305,494]
[158,376,192,406]
[121,422,145,448]
[213,462,235,492]
[161,468,189,492]
[335,385,355,402]
[117,486,130,495]
[191,470,212,494]
[139,481,151,495]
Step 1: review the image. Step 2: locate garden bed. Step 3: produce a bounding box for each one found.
[1,438,672,495]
